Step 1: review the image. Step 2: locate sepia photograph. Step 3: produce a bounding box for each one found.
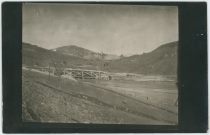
[22,3,178,125]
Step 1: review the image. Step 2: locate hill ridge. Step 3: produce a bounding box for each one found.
[108,41,178,75]
[54,45,120,60]
[22,41,178,75]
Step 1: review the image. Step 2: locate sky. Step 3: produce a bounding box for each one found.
[23,3,178,55]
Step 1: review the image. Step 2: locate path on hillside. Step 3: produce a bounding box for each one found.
[35,80,177,124]
[83,81,178,115]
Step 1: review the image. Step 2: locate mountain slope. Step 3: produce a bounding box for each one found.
[22,41,178,75]
[54,45,120,60]
[22,43,99,69]
[108,41,178,75]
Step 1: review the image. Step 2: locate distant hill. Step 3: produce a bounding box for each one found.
[53,45,120,60]
[22,43,100,70]
[107,41,178,75]
[22,41,178,75]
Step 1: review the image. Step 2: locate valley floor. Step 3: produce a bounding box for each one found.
[22,69,178,124]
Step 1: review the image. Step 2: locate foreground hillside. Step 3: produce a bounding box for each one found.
[108,41,178,75]
[22,69,177,124]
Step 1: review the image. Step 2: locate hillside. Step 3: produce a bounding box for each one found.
[107,41,178,75]
[54,45,120,60]
[22,41,178,75]
[22,43,99,69]
[22,69,177,124]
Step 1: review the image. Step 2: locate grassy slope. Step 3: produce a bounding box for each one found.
[55,45,97,59]
[108,41,178,75]
[22,70,177,124]
[22,43,99,69]
[55,45,120,60]
[23,41,178,75]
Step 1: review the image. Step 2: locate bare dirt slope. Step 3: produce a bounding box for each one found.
[22,70,177,124]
